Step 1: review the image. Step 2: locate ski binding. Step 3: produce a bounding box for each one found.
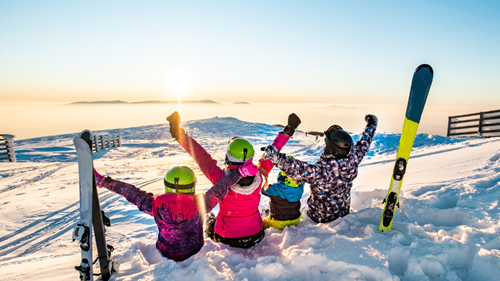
[75,259,91,281]
[73,224,90,251]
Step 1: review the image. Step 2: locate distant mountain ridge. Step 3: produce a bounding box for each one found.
[68,100,220,105]
[69,100,128,104]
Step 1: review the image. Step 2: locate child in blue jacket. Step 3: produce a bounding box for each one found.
[262,156,305,230]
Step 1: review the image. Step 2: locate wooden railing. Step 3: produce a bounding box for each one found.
[93,134,121,152]
[448,109,500,138]
[0,134,16,162]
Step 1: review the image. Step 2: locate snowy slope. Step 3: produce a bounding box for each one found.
[1,117,499,281]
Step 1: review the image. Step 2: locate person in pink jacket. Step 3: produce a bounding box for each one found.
[167,112,301,248]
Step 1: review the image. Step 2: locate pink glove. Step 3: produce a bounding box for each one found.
[94,168,106,188]
[238,159,259,177]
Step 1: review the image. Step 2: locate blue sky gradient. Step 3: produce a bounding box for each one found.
[1,1,499,106]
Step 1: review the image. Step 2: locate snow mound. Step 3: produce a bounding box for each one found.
[1,117,499,281]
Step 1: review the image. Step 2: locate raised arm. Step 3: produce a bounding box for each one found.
[263,151,331,184]
[258,132,290,172]
[95,169,154,215]
[347,114,377,165]
[167,111,225,184]
[177,135,225,184]
[259,113,300,172]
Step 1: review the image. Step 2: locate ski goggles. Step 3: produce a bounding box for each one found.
[164,177,196,193]
[224,153,248,166]
[324,125,343,141]
[277,171,298,187]
[324,125,343,135]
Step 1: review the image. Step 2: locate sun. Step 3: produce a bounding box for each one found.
[167,73,190,101]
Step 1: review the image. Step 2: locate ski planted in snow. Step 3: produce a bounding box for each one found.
[378,64,434,232]
[73,130,119,281]
[73,131,94,280]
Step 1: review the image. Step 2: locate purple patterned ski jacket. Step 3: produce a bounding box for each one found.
[101,171,241,261]
[270,125,376,223]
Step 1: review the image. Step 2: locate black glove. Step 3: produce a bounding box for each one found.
[166,111,186,140]
[283,113,301,136]
[262,145,279,163]
[365,114,378,129]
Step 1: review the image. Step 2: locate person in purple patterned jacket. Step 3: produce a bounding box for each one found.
[262,114,378,224]
[93,161,258,262]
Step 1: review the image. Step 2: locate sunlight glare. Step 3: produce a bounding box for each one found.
[168,73,190,102]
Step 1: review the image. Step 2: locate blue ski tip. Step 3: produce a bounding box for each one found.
[415,64,433,75]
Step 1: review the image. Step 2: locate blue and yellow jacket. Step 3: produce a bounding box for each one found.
[262,180,305,221]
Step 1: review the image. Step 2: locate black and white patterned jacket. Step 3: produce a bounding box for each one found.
[271,125,376,223]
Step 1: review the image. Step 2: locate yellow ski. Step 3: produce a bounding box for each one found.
[379,64,434,231]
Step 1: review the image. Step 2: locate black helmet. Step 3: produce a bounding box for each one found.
[324,125,353,158]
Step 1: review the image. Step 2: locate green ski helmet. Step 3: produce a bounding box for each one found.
[164,166,197,194]
[225,137,255,166]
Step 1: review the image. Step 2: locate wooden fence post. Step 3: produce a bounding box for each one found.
[0,134,16,162]
[478,112,484,138]
[100,135,104,151]
[105,135,110,149]
[92,135,97,152]
[447,116,452,137]
[7,139,16,162]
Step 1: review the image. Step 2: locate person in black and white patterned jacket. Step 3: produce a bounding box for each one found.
[262,114,377,224]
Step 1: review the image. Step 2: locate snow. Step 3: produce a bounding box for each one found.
[1,117,499,281]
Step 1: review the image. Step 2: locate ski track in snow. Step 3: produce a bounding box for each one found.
[0,178,161,260]
[1,117,500,281]
[0,163,73,198]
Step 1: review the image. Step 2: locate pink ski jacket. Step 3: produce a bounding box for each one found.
[177,132,289,238]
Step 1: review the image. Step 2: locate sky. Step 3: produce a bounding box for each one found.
[1,1,500,106]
